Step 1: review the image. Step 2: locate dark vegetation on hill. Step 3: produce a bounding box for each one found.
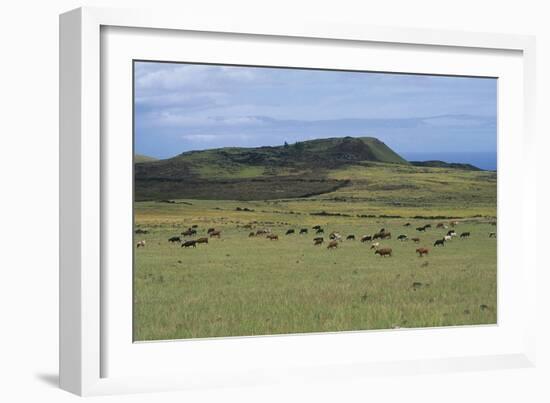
[410,160,482,171]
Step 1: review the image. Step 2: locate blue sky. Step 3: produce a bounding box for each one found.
[134,61,497,159]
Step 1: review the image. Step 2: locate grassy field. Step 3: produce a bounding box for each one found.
[134,193,497,341]
[133,137,497,341]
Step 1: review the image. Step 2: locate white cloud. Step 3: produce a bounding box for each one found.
[135,63,264,93]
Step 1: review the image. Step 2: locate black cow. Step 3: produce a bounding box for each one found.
[300,228,308,234]
[286,229,295,235]
[346,235,355,240]
[397,234,408,241]
[434,239,445,247]
[168,236,181,243]
[316,228,324,234]
[360,235,372,243]
[181,240,197,248]
[460,232,471,239]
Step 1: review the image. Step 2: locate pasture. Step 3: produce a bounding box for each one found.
[134,198,497,341]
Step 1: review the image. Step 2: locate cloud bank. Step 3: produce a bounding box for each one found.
[134,62,497,158]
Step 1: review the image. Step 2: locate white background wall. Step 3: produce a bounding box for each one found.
[0,1,548,402]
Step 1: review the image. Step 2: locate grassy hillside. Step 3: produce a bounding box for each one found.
[135,154,158,163]
[135,137,410,201]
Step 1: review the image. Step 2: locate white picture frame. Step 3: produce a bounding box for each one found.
[59,6,538,396]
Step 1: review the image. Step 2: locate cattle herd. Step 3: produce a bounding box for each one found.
[135,220,496,259]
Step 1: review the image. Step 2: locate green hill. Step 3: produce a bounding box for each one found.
[135,137,409,200]
[410,160,481,171]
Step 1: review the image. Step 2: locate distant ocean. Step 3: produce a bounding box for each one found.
[400,152,497,171]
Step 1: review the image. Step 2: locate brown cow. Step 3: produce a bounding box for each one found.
[207,228,216,234]
[209,230,221,238]
[416,247,429,257]
[374,247,392,257]
[313,237,324,245]
[327,240,338,249]
[411,237,420,243]
[267,234,278,240]
[196,237,209,244]
[181,240,197,248]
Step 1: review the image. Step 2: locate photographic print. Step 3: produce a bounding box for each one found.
[133,61,497,341]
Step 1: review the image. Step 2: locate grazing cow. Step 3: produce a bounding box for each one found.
[181,229,196,236]
[209,230,221,238]
[313,237,324,246]
[360,235,372,243]
[248,232,255,237]
[191,224,198,228]
[370,242,380,249]
[135,229,148,234]
[329,232,342,241]
[266,234,278,240]
[444,235,452,242]
[434,239,445,247]
[256,229,268,236]
[168,236,181,243]
[207,228,216,234]
[416,226,426,232]
[327,240,338,249]
[397,234,408,241]
[300,228,308,234]
[286,229,295,235]
[450,221,459,227]
[404,222,411,227]
[447,230,457,236]
[373,231,391,240]
[460,232,470,239]
[411,237,420,243]
[436,222,445,228]
[346,234,355,240]
[416,247,429,257]
[489,232,496,238]
[136,240,146,248]
[379,228,386,233]
[423,224,432,229]
[374,247,392,257]
[316,228,324,234]
[196,237,209,244]
[312,225,321,230]
[181,240,197,248]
